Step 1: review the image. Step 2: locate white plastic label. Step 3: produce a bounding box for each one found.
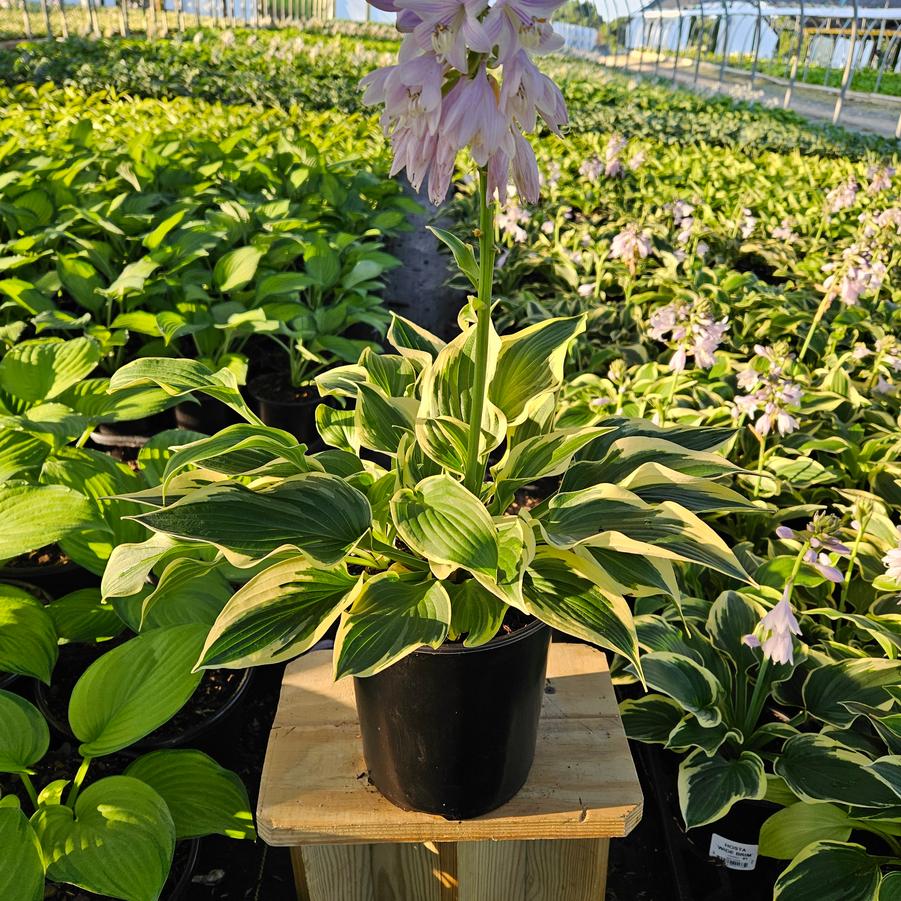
[708,834,759,871]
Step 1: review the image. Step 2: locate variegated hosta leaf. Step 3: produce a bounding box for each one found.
[109,357,260,425]
[576,545,681,601]
[161,423,315,488]
[386,312,445,369]
[707,590,764,661]
[198,557,361,669]
[774,842,883,901]
[391,474,499,578]
[666,717,740,757]
[641,651,724,727]
[316,405,360,453]
[491,426,609,513]
[415,416,472,474]
[620,694,684,744]
[356,346,418,398]
[522,548,642,675]
[315,364,368,399]
[489,316,586,426]
[474,515,535,609]
[583,418,734,458]
[131,473,371,566]
[417,323,506,452]
[563,436,739,492]
[101,534,181,599]
[775,734,899,808]
[506,392,556,448]
[447,580,506,647]
[395,432,442,489]
[618,462,758,513]
[537,484,750,583]
[802,659,901,728]
[355,383,418,454]
[139,558,232,630]
[334,572,451,678]
[678,749,766,829]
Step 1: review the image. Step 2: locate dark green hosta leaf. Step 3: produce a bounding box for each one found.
[774,842,882,901]
[133,473,371,566]
[447,579,507,647]
[803,659,901,728]
[523,549,641,674]
[0,807,43,901]
[126,750,255,840]
[619,462,758,513]
[391,474,499,578]
[0,336,100,403]
[316,404,359,453]
[579,546,681,600]
[760,803,853,860]
[32,776,174,901]
[641,652,723,728]
[666,717,738,756]
[582,419,734,457]
[136,429,207,487]
[69,624,207,757]
[678,749,766,829]
[199,557,360,669]
[775,734,898,808]
[0,585,57,683]
[620,695,683,744]
[46,589,122,644]
[0,691,49,774]
[427,225,479,288]
[335,572,451,678]
[355,383,417,455]
[109,358,260,425]
[0,483,94,562]
[489,316,585,426]
[707,590,764,662]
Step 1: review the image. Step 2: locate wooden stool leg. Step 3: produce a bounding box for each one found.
[294,845,375,901]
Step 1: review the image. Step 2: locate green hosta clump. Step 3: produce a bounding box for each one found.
[103,311,753,679]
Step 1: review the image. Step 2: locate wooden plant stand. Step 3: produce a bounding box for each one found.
[258,644,643,901]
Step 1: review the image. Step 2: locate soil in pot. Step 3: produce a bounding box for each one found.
[35,642,252,755]
[0,546,100,599]
[354,611,551,819]
[246,372,320,444]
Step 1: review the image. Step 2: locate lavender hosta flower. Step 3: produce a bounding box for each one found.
[627,149,646,171]
[771,219,798,243]
[696,241,709,258]
[544,160,561,190]
[883,540,901,583]
[577,283,595,298]
[825,177,859,215]
[776,515,851,580]
[822,243,887,307]
[739,208,756,240]
[604,134,627,178]
[867,164,895,195]
[744,587,802,665]
[736,352,802,438]
[540,219,554,235]
[361,0,567,204]
[496,197,530,242]
[648,300,728,372]
[579,156,603,183]
[610,224,653,276]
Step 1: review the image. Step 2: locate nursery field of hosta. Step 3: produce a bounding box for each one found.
[0,22,899,901]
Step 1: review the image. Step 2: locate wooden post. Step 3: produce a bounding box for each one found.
[21,0,33,38]
[57,0,69,37]
[258,646,643,901]
[39,0,51,36]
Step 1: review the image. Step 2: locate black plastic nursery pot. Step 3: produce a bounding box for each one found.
[174,395,243,435]
[247,372,319,444]
[0,553,100,600]
[353,618,551,820]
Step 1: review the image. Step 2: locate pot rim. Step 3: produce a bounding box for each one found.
[247,372,318,407]
[412,617,549,657]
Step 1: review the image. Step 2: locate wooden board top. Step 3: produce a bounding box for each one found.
[257,643,643,846]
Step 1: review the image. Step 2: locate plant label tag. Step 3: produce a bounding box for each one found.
[708,834,758,871]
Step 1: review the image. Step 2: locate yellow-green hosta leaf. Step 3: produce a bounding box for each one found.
[198,557,361,669]
[0,430,50,481]
[391,475,499,578]
[759,803,853,860]
[101,534,181,600]
[0,807,43,901]
[0,483,94,561]
[355,383,417,455]
[334,572,451,678]
[214,246,264,293]
[46,589,123,645]
[69,624,207,757]
[0,336,100,403]
[641,651,723,728]
[489,316,585,426]
[387,312,445,369]
[678,749,766,830]
[774,842,882,901]
[132,473,371,566]
[139,558,232,631]
[0,586,57,684]
[474,515,535,610]
[522,548,641,675]
[125,750,255,841]
[0,691,49,774]
[447,579,506,647]
[109,358,260,425]
[618,462,758,513]
[32,776,174,901]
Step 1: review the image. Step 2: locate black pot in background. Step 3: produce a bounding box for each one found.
[167,839,202,901]
[247,372,319,445]
[174,396,243,435]
[354,619,551,819]
[0,557,100,600]
[88,410,176,460]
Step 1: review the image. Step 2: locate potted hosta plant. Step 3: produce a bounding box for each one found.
[102,7,752,819]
